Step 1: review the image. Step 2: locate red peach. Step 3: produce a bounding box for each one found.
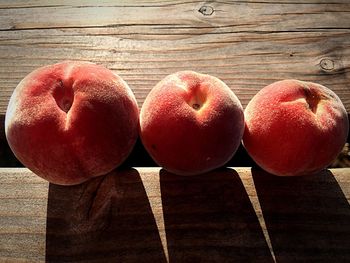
[243,79,349,176]
[140,71,244,175]
[5,61,139,185]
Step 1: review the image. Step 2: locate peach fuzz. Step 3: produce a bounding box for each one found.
[140,71,244,176]
[243,79,349,176]
[5,61,139,185]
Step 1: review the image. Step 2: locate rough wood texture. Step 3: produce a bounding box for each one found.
[0,167,349,262]
[0,0,350,116]
[0,2,350,261]
[1,0,350,165]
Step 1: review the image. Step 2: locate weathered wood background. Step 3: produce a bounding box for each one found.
[0,1,350,262]
[1,0,350,115]
[1,167,349,262]
[1,0,350,166]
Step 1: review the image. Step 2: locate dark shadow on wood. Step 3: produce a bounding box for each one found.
[120,137,157,168]
[226,143,256,167]
[252,168,350,262]
[45,168,167,262]
[1,116,349,168]
[160,168,274,262]
[122,140,255,168]
[0,114,23,167]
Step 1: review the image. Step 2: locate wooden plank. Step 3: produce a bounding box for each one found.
[0,167,349,262]
[0,31,349,114]
[1,0,350,31]
[0,2,349,261]
[0,168,48,263]
[0,0,350,114]
[0,1,349,164]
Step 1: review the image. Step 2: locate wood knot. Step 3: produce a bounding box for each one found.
[198,5,214,16]
[319,58,335,71]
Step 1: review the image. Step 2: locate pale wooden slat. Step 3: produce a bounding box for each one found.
[0,1,349,126]
[0,1,350,167]
[0,1,350,31]
[1,2,350,262]
[0,167,349,262]
[0,29,349,112]
[0,168,47,262]
[0,0,199,8]
[0,0,349,113]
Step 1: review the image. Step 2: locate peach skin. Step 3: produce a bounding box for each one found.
[5,61,139,185]
[140,71,244,175]
[243,79,349,176]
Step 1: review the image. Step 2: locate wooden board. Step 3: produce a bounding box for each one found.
[0,167,349,262]
[0,0,350,116]
[0,2,350,262]
[1,0,350,166]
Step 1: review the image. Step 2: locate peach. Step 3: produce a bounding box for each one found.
[140,71,244,175]
[243,79,349,176]
[5,61,139,185]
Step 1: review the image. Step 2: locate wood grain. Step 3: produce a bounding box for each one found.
[1,1,349,164]
[0,3,349,155]
[0,167,349,262]
[0,0,349,116]
[1,2,350,262]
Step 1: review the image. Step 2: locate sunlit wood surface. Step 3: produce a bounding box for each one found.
[0,1,349,262]
[0,167,349,262]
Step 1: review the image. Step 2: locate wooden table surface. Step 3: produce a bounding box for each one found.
[0,1,350,262]
[1,167,349,263]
